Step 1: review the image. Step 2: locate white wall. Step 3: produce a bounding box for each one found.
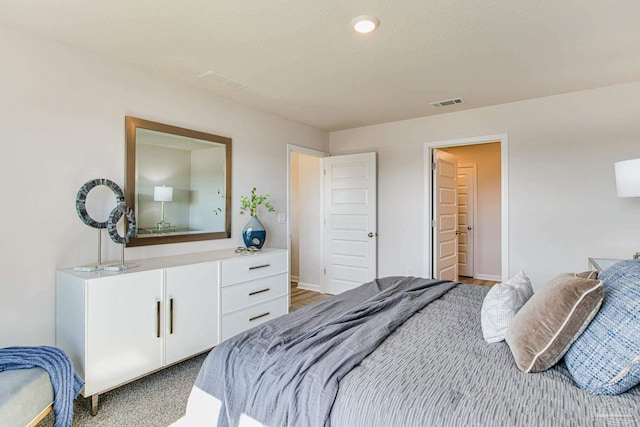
[0,25,328,347]
[296,153,323,289]
[442,143,501,279]
[289,152,323,289]
[290,152,300,279]
[330,82,640,290]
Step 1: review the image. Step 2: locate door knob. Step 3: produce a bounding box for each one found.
[467,226,472,230]
[455,231,461,235]
[368,232,376,238]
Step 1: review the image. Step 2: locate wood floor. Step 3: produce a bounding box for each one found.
[457,276,500,287]
[290,284,330,311]
[290,276,498,312]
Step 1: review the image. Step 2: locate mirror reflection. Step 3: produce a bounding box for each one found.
[125,117,232,246]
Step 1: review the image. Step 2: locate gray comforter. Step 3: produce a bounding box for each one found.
[195,281,640,427]
[330,284,640,427]
[194,276,457,427]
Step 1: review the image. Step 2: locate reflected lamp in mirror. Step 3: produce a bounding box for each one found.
[126,116,232,246]
[614,158,640,260]
[154,186,173,230]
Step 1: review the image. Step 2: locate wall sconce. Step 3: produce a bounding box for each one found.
[154,185,173,230]
[614,158,640,259]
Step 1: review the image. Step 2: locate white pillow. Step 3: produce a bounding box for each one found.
[480,271,533,343]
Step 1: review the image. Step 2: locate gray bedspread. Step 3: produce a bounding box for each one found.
[196,282,640,427]
[194,276,457,427]
[330,284,640,427]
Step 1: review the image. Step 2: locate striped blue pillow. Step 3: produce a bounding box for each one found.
[564,259,640,395]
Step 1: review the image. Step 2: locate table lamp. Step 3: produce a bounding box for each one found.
[154,185,173,230]
[614,158,640,259]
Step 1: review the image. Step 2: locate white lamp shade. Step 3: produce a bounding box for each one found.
[154,186,173,202]
[615,158,640,197]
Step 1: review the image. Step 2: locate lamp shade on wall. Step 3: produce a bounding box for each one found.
[154,186,173,202]
[615,158,640,197]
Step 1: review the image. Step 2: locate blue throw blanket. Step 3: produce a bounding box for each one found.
[195,276,457,427]
[0,346,83,427]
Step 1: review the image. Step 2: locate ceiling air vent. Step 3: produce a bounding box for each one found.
[430,98,464,108]
[198,71,246,90]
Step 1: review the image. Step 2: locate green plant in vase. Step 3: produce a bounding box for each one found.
[240,187,275,248]
[240,187,275,216]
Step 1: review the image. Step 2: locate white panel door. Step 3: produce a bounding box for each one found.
[457,164,476,277]
[324,152,377,295]
[85,270,163,396]
[164,261,219,365]
[433,149,458,280]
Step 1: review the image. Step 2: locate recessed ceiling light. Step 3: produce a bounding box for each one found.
[351,15,380,34]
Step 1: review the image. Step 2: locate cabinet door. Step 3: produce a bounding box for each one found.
[165,261,219,365]
[85,270,163,396]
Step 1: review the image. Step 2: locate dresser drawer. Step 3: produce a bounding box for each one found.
[220,296,288,341]
[221,273,288,315]
[221,251,287,287]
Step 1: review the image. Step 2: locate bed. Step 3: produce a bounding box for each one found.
[173,275,640,427]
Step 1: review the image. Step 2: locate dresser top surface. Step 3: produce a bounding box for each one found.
[58,247,287,279]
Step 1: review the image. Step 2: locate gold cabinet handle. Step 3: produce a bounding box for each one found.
[249,312,270,322]
[249,288,270,296]
[169,298,174,334]
[249,264,270,270]
[156,301,161,338]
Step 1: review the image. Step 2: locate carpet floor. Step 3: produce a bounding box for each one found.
[38,286,329,426]
[38,352,206,426]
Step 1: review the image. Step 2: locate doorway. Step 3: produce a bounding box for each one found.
[456,163,477,278]
[424,134,509,282]
[287,145,327,294]
[287,147,379,296]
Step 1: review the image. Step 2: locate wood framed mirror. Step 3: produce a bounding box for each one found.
[125,116,232,246]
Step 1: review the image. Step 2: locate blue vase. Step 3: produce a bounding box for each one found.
[242,215,266,249]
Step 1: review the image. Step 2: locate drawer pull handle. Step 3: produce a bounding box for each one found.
[249,288,270,296]
[169,298,174,334]
[156,301,161,338]
[249,312,270,322]
[249,264,270,270]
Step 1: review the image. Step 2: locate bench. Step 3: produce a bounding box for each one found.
[0,368,53,427]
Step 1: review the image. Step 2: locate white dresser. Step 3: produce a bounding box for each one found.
[56,248,288,414]
[219,250,289,340]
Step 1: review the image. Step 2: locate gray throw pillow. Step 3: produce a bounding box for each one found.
[505,273,603,373]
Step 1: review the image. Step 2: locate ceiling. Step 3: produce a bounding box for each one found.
[2,1,640,131]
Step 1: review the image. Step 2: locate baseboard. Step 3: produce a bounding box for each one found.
[296,282,321,292]
[475,274,502,281]
[290,275,300,283]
